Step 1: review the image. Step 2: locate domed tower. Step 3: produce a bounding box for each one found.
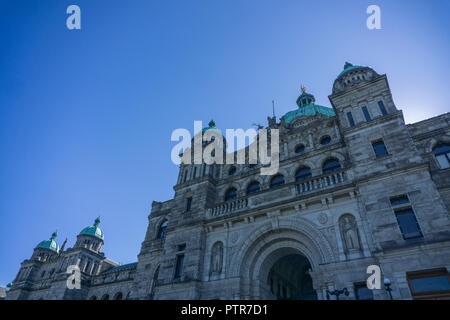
[329,61,398,130]
[74,217,104,253]
[31,231,59,261]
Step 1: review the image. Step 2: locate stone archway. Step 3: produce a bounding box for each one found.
[264,251,317,300]
[232,218,336,299]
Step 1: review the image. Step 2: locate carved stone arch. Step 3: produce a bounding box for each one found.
[229,216,336,278]
[154,216,169,236]
[294,160,315,175]
[320,151,345,167]
[333,211,362,225]
[223,182,240,199]
[425,135,450,153]
[244,178,263,195]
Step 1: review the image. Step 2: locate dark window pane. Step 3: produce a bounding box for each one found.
[186,197,192,211]
[295,144,305,153]
[247,181,260,195]
[320,136,331,145]
[177,244,186,251]
[355,284,374,300]
[372,140,388,158]
[347,112,355,127]
[296,167,312,181]
[395,208,422,239]
[390,195,409,206]
[433,143,450,169]
[362,106,371,121]
[174,254,184,278]
[323,158,341,174]
[228,166,236,175]
[157,220,168,239]
[225,188,237,201]
[378,101,388,116]
[270,175,285,187]
[410,275,450,293]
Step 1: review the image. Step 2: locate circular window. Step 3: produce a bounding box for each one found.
[228,166,236,175]
[295,144,305,153]
[320,136,331,145]
[249,164,257,169]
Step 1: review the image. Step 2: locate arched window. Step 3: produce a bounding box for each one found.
[225,188,237,202]
[101,294,109,300]
[228,166,236,175]
[295,144,305,153]
[157,220,168,239]
[270,174,285,187]
[296,167,312,181]
[247,181,260,195]
[89,295,97,300]
[113,292,123,300]
[433,143,450,169]
[323,158,341,174]
[320,136,331,145]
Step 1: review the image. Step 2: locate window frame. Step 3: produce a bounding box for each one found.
[362,106,371,121]
[224,188,237,202]
[270,174,285,188]
[394,207,423,240]
[378,100,388,116]
[346,112,355,127]
[372,139,389,158]
[407,269,450,299]
[246,181,261,195]
[433,143,450,169]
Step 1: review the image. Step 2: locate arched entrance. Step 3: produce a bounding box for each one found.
[232,218,336,299]
[266,254,317,300]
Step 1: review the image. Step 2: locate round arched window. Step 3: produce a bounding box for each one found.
[296,167,312,181]
[320,136,331,145]
[295,144,305,153]
[322,158,341,174]
[270,174,285,187]
[247,181,261,195]
[225,188,237,202]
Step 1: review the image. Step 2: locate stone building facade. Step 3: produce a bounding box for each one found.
[6,62,450,300]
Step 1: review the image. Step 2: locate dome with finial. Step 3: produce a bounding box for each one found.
[79,217,104,240]
[282,86,335,124]
[201,119,222,134]
[333,62,380,94]
[35,231,59,253]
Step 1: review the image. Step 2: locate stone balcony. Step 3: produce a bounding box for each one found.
[207,169,349,219]
[295,169,347,195]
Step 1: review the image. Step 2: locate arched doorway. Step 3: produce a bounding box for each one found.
[267,254,317,300]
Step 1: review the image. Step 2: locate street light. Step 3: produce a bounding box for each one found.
[326,288,349,300]
[384,278,393,300]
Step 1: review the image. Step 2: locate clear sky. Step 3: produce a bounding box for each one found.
[0,0,449,285]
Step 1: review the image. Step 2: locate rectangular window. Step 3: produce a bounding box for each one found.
[186,197,192,212]
[174,254,184,279]
[390,194,409,206]
[346,112,355,127]
[372,140,389,158]
[395,208,423,239]
[177,243,186,252]
[378,101,388,116]
[362,106,371,121]
[354,283,374,300]
[407,270,450,299]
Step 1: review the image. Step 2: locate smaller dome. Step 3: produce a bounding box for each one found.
[79,217,104,240]
[201,119,222,134]
[36,231,59,253]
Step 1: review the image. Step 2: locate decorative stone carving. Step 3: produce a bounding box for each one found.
[339,214,361,252]
[210,242,224,274]
[318,213,328,225]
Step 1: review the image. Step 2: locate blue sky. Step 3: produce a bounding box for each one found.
[0,0,449,285]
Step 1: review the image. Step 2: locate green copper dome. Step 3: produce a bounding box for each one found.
[36,231,59,253]
[79,217,104,240]
[282,87,335,124]
[201,119,222,134]
[337,62,366,78]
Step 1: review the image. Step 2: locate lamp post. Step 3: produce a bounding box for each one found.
[326,287,349,300]
[384,278,393,300]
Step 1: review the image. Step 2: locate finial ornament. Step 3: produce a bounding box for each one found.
[301,85,306,93]
[208,119,216,128]
[94,216,101,226]
[51,230,58,239]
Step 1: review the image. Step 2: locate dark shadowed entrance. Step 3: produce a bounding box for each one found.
[267,254,317,300]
